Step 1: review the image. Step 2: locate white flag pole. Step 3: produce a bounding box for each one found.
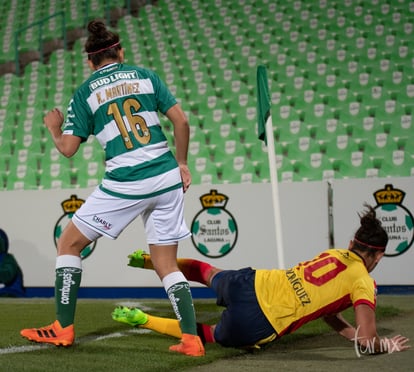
[265,114,286,269]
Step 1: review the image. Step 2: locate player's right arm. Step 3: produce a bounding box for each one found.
[323,313,356,340]
[44,108,82,157]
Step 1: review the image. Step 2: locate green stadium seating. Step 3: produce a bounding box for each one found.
[6,154,41,190]
[1,0,413,189]
[187,156,219,184]
[73,161,103,188]
[378,151,414,178]
[39,156,74,190]
[211,138,249,164]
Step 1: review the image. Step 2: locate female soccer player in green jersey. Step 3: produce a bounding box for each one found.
[113,204,410,355]
[20,19,204,357]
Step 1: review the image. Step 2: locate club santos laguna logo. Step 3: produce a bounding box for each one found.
[191,190,238,258]
[373,184,414,257]
[53,195,97,259]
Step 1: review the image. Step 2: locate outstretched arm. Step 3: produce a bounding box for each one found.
[324,306,410,354]
[354,303,410,354]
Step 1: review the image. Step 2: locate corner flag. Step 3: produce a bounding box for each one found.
[256,65,285,269]
[256,65,270,145]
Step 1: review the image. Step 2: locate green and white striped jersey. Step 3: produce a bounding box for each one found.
[63,63,182,199]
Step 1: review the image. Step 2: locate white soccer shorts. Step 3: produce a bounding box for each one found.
[72,186,190,244]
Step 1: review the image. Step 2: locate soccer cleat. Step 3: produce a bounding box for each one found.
[169,333,205,357]
[127,249,150,268]
[111,306,148,327]
[20,320,74,347]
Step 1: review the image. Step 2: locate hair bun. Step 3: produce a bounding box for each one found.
[354,203,388,252]
[360,214,381,228]
[360,204,382,228]
[87,20,107,38]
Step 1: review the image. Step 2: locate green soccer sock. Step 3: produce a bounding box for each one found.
[164,272,197,335]
[55,255,82,328]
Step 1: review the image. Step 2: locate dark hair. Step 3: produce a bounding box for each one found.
[85,19,121,66]
[0,228,9,254]
[353,203,388,256]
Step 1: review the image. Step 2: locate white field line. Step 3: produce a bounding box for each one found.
[0,328,151,355]
[0,301,153,355]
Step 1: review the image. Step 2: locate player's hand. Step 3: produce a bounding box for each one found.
[179,164,191,192]
[386,335,410,353]
[44,108,64,132]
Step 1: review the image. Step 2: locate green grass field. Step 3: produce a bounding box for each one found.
[0,296,412,371]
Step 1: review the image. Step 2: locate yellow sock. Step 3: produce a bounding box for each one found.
[142,254,154,270]
[141,314,182,339]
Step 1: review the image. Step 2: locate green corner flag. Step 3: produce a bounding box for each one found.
[256,65,286,269]
[256,65,271,145]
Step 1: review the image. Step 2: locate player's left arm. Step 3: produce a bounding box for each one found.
[165,103,191,192]
[44,108,82,157]
[354,303,410,354]
[324,308,410,354]
[323,313,356,340]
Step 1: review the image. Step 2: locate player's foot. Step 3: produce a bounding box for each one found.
[112,306,148,326]
[169,333,205,357]
[20,320,74,347]
[127,249,150,268]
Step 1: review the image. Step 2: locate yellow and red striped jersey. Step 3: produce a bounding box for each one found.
[254,249,376,336]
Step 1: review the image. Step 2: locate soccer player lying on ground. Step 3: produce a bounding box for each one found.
[112,204,410,354]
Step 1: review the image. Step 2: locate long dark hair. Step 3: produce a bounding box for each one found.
[85,19,122,66]
[352,203,388,256]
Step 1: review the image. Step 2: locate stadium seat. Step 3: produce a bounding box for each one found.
[188,141,214,160]
[39,158,74,190]
[211,138,249,163]
[188,156,219,184]
[247,140,268,161]
[217,155,260,184]
[1,0,413,188]
[334,150,379,179]
[378,151,414,178]
[278,136,320,160]
[289,152,335,182]
[5,159,40,191]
